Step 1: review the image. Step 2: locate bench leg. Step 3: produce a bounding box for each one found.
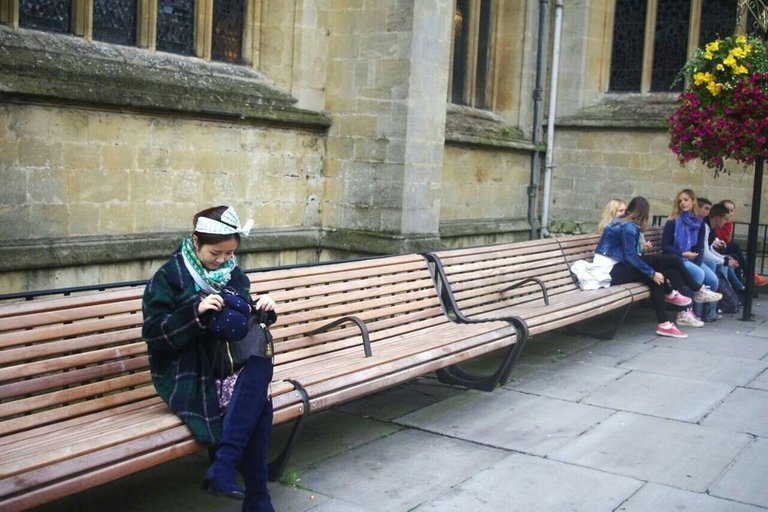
[267,379,309,482]
[566,302,633,340]
[436,322,529,392]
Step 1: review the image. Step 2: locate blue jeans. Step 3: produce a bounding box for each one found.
[683,260,719,290]
[705,261,745,292]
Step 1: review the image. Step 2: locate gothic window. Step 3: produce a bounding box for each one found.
[93,0,138,46]
[609,0,738,93]
[212,0,245,63]
[450,0,495,109]
[19,0,71,33]
[156,0,195,55]
[4,1,251,65]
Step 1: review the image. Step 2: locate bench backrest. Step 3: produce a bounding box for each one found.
[428,227,664,320]
[0,288,150,437]
[558,226,663,264]
[428,238,576,318]
[0,254,447,433]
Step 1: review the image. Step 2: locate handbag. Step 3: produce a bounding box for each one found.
[210,308,277,379]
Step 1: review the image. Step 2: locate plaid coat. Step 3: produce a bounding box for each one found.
[142,246,250,444]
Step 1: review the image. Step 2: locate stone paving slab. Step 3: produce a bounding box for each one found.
[702,387,768,437]
[618,482,767,512]
[333,378,464,421]
[582,371,733,422]
[748,369,768,391]
[516,331,600,357]
[298,429,507,512]
[567,339,655,367]
[413,452,643,512]
[711,438,768,508]
[504,359,629,401]
[397,389,613,456]
[270,409,402,471]
[650,334,768,360]
[745,317,768,338]
[618,346,767,386]
[550,411,752,491]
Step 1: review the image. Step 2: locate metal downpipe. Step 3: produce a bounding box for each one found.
[540,0,564,237]
[527,0,549,240]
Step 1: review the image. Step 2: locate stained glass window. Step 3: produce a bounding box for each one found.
[609,0,646,92]
[212,0,245,63]
[699,0,737,42]
[650,0,691,91]
[611,1,740,93]
[19,0,72,33]
[474,0,492,109]
[451,0,470,105]
[156,0,195,56]
[93,0,137,46]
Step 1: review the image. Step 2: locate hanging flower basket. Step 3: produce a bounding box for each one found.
[668,34,768,174]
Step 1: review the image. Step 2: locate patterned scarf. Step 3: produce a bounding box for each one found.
[673,211,702,254]
[180,237,236,294]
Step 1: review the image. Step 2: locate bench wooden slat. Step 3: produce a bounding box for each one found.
[0,299,143,332]
[0,435,201,512]
[0,424,195,499]
[0,313,142,349]
[0,386,159,437]
[0,288,143,320]
[0,351,148,399]
[0,372,152,420]
[2,405,185,474]
[0,328,142,366]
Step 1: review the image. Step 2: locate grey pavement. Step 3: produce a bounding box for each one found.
[34,301,768,511]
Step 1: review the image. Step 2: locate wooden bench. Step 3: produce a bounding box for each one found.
[0,253,524,511]
[423,228,664,380]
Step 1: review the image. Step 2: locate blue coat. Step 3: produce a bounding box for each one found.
[595,219,655,278]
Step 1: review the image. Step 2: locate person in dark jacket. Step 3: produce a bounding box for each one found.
[594,197,688,338]
[142,205,276,511]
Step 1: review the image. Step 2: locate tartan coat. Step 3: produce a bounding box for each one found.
[141,245,251,444]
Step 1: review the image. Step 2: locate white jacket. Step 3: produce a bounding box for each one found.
[570,259,612,290]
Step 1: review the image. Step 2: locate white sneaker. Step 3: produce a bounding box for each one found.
[676,309,704,327]
[694,285,722,303]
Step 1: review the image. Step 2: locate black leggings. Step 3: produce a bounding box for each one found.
[609,262,669,324]
[642,254,701,295]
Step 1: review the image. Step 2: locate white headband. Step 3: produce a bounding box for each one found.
[195,206,253,236]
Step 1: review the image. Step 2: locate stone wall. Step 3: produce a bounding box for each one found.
[547,125,761,234]
[439,142,531,246]
[0,102,326,292]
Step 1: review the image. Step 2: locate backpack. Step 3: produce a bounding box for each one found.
[717,274,741,314]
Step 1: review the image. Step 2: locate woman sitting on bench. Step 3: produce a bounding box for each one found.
[594,196,689,339]
[142,205,276,512]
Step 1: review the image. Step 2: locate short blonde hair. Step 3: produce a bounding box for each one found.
[597,198,625,233]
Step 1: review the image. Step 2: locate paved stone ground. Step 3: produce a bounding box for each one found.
[34,301,768,511]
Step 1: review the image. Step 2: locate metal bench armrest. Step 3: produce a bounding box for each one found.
[500,277,550,305]
[305,316,372,357]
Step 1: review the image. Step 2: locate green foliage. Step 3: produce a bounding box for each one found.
[280,468,302,488]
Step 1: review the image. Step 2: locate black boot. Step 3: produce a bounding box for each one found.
[242,400,275,512]
[203,356,272,501]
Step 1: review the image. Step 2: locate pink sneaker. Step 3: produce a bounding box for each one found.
[664,290,692,307]
[656,322,688,339]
